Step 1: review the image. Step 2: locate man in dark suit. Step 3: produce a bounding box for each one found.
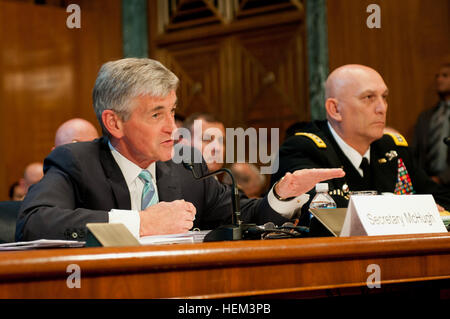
[16,58,344,241]
[272,64,450,214]
[412,63,450,187]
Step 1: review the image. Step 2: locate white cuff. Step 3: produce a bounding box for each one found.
[267,185,310,219]
[109,209,141,239]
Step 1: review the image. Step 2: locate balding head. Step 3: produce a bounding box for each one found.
[22,162,44,191]
[324,64,388,154]
[325,64,385,99]
[54,118,99,147]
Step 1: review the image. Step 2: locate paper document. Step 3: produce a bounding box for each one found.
[139,230,210,245]
[0,239,85,251]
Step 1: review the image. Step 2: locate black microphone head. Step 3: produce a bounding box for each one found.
[182,161,194,170]
[444,137,450,146]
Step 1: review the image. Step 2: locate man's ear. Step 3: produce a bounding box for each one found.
[325,98,342,122]
[102,110,124,138]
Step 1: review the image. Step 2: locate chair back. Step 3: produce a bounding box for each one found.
[0,201,22,243]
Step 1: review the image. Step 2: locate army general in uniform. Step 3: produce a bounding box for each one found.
[271,65,450,234]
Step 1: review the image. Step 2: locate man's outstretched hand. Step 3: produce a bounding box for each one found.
[275,168,345,199]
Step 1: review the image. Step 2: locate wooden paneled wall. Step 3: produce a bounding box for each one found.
[149,1,309,165]
[327,0,450,140]
[0,0,122,200]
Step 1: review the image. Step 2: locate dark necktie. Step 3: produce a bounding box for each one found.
[360,157,371,181]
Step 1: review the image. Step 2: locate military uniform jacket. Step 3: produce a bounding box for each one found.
[272,120,450,210]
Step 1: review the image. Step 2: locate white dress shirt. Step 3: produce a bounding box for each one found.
[108,142,157,238]
[328,122,370,177]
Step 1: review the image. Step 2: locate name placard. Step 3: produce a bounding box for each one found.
[340,195,447,237]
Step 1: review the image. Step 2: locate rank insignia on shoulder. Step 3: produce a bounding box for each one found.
[295,132,327,148]
[384,132,408,147]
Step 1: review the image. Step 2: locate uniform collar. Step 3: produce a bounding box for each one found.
[328,122,370,177]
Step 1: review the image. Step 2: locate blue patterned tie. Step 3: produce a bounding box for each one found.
[138,170,158,210]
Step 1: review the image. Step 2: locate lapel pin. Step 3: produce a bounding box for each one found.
[385,150,398,161]
[378,158,387,163]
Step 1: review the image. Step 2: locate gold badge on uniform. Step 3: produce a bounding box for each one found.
[378,150,397,163]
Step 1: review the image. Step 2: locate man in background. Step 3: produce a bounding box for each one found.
[223,163,267,198]
[19,162,44,195]
[412,63,450,186]
[183,112,226,173]
[8,181,25,201]
[7,119,96,201]
[54,118,99,148]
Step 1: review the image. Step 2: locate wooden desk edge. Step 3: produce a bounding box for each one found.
[0,233,449,281]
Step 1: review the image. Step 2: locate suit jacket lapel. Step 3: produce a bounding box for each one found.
[156,161,182,202]
[98,137,131,209]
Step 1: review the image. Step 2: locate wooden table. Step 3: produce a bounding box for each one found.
[0,233,449,299]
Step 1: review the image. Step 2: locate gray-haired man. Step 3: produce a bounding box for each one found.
[17,58,344,241]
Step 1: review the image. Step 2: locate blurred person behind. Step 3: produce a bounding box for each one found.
[8,181,26,201]
[223,163,267,198]
[19,162,44,194]
[183,112,226,173]
[54,118,99,148]
[412,63,450,186]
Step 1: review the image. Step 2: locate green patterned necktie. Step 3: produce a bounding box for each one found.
[138,170,158,210]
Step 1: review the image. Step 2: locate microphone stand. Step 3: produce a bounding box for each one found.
[183,162,253,242]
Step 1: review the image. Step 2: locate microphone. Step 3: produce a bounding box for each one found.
[244,221,309,239]
[182,162,310,241]
[182,161,244,241]
[280,222,310,234]
[444,137,450,146]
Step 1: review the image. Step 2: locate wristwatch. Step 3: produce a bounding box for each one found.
[272,179,296,201]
